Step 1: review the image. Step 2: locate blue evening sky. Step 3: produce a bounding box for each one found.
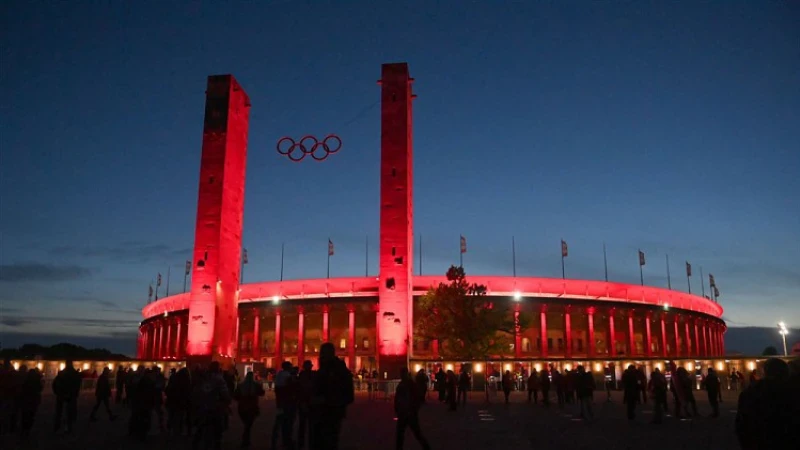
[1,1,798,353]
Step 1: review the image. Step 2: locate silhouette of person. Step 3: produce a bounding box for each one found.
[165,367,191,436]
[395,367,431,450]
[457,369,471,405]
[414,369,429,403]
[310,342,354,450]
[434,368,446,402]
[271,361,298,449]
[539,368,551,406]
[621,364,639,420]
[234,370,265,448]
[575,365,595,420]
[736,358,799,449]
[502,370,513,403]
[704,367,721,418]
[648,368,668,424]
[114,366,127,405]
[52,359,82,433]
[19,367,43,438]
[297,360,315,449]
[191,361,230,450]
[527,368,540,403]
[90,367,117,421]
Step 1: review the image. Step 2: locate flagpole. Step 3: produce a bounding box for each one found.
[639,251,644,286]
[419,234,423,276]
[183,261,189,293]
[166,266,171,297]
[155,274,160,300]
[700,266,705,297]
[327,238,331,279]
[512,236,516,277]
[665,254,671,289]
[561,239,565,279]
[280,242,285,281]
[241,250,245,284]
[687,263,691,294]
[603,242,608,282]
[365,235,369,277]
[459,236,463,268]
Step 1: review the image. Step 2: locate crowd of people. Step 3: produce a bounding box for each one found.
[1,354,798,449]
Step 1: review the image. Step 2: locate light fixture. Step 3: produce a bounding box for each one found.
[778,322,789,356]
[513,291,521,301]
[664,303,670,310]
[474,363,483,373]
[272,295,280,303]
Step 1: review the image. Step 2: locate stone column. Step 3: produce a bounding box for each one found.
[702,321,709,357]
[515,306,523,358]
[274,308,283,365]
[297,307,305,365]
[166,321,173,359]
[587,307,596,358]
[660,314,667,358]
[627,310,635,356]
[563,305,572,358]
[684,320,691,357]
[608,308,617,358]
[645,312,653,357]
[175,319,183,359]
[694,319,701,356]
[673,317,680,358]
[540,304,548,359]
[157,323,165,360]
[322,305,330,343]
[348,305,356,371]
[252,309,261,361]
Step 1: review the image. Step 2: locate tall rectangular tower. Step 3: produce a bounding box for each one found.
[378,63,414,376]
[186,75,251,366]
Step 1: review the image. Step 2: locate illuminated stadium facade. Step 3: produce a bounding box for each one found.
[137,63,726,374]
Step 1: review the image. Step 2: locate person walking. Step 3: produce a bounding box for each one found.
[191,362,231,450]
[115,366,127,405]
[704,367,721,418]
[527,368,540,403]
[19,368,43,438]
[502,370,513,404]
[648,368,668,424]
[621,365,639,420]
[575,366,595,420]
[90,367,117,421]
[539,368,551,406]
[165,367,191,436]
[434,368,446,403]
[457,369,470,405]
[297,360,315,449]
[52,359,82,433]
[414,369,429,404]
[394,367,432,450]
[234,371,265,448]
[310,342,354,450]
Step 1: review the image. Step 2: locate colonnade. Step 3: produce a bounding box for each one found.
[138,302,727,363]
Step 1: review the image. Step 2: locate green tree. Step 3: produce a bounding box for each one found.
[415,265,530,360]
[762,346,779,356]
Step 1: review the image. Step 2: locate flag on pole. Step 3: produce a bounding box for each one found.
[460,235,467,254]
[243,248,249,264]
[686,261,692,277]
[709,273,716,287]
[561,240,568,257]
[714,286,720,298]
[638,250,646,266]
[185,260,191,275]
[157,273,162,286]
[328,239,334,256]
[148,284,153,300]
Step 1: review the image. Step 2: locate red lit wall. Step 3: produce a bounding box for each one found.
[185,75,251,366]
[377,63,414,376]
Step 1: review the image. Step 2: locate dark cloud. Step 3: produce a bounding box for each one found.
[0,317,29,327]
[0,263,91,282]
[0,314,139,329]
[47,241,191,264]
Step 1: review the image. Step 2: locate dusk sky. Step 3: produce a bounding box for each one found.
[1,1,798,355]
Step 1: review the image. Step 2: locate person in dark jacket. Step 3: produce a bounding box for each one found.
[234,371,265,448]
[575,365,595,420]
[115,366,127,405]
[297,360,315,449]
[621,364,639,420]
[539,368,551,405]
[165,367,191,436]
[501,370,513,403]
[457,369,471,405]
[445,370,457,411]
[310,342,354,450]
[52,359,82,433]
[395,367,431,450]
[434,368,446,402]
[648,368,668,424]
[527,368,540,403]
[735,358,799,450]
[19,368,43,438]
[90,367,117,421]
[414,369,429,404]
[704,367,721,418]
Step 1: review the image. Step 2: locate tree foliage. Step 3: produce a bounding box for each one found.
[415,265,530,360]
[762,346,779,356]
[0,343,130,361]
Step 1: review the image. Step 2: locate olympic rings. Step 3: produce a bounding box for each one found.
[276,134,342,162]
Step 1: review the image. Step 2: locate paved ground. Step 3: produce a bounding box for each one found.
[0,388,741,449]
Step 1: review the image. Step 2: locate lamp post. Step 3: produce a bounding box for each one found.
[778,322,789,356]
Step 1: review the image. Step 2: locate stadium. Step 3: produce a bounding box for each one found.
[137,62,728,378]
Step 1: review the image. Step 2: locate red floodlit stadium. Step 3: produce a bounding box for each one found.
[138,63,726,377]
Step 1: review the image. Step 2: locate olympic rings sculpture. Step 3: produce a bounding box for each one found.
[276,134,342,162]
